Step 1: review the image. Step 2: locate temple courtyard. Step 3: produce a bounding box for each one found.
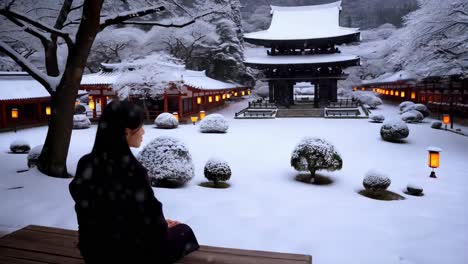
[0,98,467,264]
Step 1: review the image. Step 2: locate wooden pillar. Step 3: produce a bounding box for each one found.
[314,83,319,108]
[92,98,97,119]
[1,103,6,129]
[178,94,183,117]
[164,94,168,112]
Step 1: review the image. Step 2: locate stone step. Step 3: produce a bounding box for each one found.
[276,108,324,118]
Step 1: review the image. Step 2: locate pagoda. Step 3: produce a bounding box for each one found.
[243,1,360,112]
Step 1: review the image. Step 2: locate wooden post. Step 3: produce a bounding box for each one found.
[1,103,6,129]
[178,94,183,118]
[164,94,168,112]
[92,98,97,119]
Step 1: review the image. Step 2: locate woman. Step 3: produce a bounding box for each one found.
[70,100,199,264]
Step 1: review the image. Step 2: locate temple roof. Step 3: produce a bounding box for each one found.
[244,48,359,67]
[243,1,359,45]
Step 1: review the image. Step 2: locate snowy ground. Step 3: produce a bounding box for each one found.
[1,98,467,264]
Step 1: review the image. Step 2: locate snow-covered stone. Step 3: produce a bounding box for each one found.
[399,101,415,112]
[199,114,229,133]
[406,183,423,195]
[431,120,442,129]
[401,110,424,123]
[363,170,391,191]
[27,145,43,168]
[380,118,410,141]
[369,114,385,123]
[154,112,178,129]
[9,139,31,153]
[291,137,342,182]
[137,136,194,187]
[73,114,91,129]
[401,103,430,117]
[204,158,232,184]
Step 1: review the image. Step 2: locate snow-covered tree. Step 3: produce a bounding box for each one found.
[138,136,194,187]
[401,110,424,123]
[199,113,229,133]
[154,112,179,129]
[0,0,215,177]
[290,138,343,183]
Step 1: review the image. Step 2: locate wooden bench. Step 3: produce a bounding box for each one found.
[0,225,312,264]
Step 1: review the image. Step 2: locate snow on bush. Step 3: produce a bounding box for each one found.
[399,101,415,112]
[291,138,343,183]
[431,120,442,129]
[363,170,391,191]
[401,110,424,123]
[73,114,91,129]
[138,136,194,187]
[204,158,232,184]
[352,91,383,109]
[380,118,410,141]
[369,114,385,123]
[9,140,31,153]
[154,112,178,129]
[199,114,229,133]
[27,145,43,168]
[401,103,430,117]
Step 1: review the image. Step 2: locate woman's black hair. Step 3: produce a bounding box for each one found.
[92,100,145,158]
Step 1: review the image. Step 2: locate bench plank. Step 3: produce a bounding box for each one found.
[0,225,312,264]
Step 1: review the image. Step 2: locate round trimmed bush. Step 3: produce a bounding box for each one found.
[10,140,31,153]
[155,112,178,129]
[380,118,409,141]
[399,101,415,112]
[204,158,232,184]
[73,114,91,129]
[412,104,430,117]
[137,136,194,187]
[199,114,229,133]
[369,114,385,123]
[27,145,43,168]
[401,110,424,123]
[363,170,391,191]
[431,121,442,129]
[291,137,343,183]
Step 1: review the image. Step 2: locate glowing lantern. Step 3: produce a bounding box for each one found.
[390,90,394,96]
[442,114,450,125]
[222,94,226,100]
[353,87,358,91]
[226,94,231,99]
[401,91,405,98]
[411,92,416,99]
[89,100,95,110]
[427,146,442,178]
[11,108,18,119]
[190,116,198,125]
[75,100,79,107]
[247,90,251,95]
[385,90,389,95]
[241,91,245,96]
[395,91,399,96]
[197,97,202,105]
[215,95,220,102]
[234,92,238,97]
[208,96,213,103]
[45,106,52,116]
[172,112,179,121]
[362,87,365,91]
[199,111,206,120]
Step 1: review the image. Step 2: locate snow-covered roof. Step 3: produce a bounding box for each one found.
[0,73,50,101]
[244,1,359,41]
[294,82,313,88]
[244,48,359,65]
[362,71,417,85]
[81,69,241,91]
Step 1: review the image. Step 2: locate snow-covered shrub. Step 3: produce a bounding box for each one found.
[291,137,343,183]
[155,112,178,129]
[380,118,409,141]
[204,158,232,185]
[401,110,424,123]
[73,114,91,129]
[199,114,229,133]
[399,101,415,112]
[138,136,194,187]
[74,104,86,115]
[401,103,430,117]
[406,183,423,196]
[369,114,385,123]
[9,140,31,153]
[363,170,391,191]
[431,121,442,129]
[352,91,383,109]
[27,145,43,168]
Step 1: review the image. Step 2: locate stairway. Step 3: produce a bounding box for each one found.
[276,104,324,118]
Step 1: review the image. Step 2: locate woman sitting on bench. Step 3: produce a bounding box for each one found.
[70,100,199,264]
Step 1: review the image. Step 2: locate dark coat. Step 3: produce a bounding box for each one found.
[70,153,170,264]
